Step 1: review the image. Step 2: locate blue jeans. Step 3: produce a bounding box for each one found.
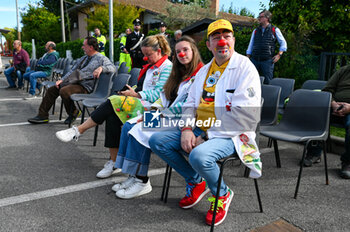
[149,127,235,196]
[5,67,22,87]
[251,58,274,84]
[23,71,47,95]
[115,122,152,176]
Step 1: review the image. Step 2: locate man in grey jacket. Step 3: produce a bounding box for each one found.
[28,36,116,124]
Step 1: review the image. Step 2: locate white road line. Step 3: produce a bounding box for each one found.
[0,97,42,101]
[0,120,62,127]
[0,167,166,208]
[0,118,82,127]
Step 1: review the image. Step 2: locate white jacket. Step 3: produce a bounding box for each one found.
[181,52,262,178]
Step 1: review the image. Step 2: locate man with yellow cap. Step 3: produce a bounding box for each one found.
[149,19,261,226]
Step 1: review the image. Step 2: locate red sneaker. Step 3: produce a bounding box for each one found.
[179,180,210,209]
[206,188,234,226]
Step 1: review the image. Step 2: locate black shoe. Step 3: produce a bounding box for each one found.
[64,111,81,125]
[340,162,350,179]
[300,154,321,167]
[5,86,17,90]
[28,115,49,124]
[17,85,24,90]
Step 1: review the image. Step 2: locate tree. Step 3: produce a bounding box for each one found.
[221,2,255,18]
[85,3,144,37]
[2,28,18,51]
[21,4,62,44]
[158,1,215,29]
[168,0,211,8]
[40,0,84,16]
[270,0,350,53]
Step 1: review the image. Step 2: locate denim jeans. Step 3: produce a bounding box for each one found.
[149,127,235,197]
[23,71,47,95]
[4,67,22,87]
[115,122,152,176]
[250,58,274,84]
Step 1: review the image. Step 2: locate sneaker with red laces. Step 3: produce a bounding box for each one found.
[206,188,234,226]
[179,180,210,209]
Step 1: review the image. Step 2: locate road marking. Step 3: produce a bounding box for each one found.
[0,118,82,127]
[0,167,166,208]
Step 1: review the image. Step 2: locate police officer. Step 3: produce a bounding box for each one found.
[125,19,145,68]
[159,22,169,38]
[93,28,106,56]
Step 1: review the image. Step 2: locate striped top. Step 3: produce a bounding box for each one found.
[138,57,172,103]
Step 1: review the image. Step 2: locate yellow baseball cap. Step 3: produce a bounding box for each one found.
[207,19,233,37]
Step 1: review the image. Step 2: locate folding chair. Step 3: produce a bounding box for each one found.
[128,68,141,86]
[260,89,331,199]
[118,62,129,74]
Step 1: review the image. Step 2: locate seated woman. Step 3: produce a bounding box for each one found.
[110,36,203,199]
[55,35,172,178]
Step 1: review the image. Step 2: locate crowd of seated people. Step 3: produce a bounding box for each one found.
[2,18,349,228]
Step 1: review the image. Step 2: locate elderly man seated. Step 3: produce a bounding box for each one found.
[24,41,59,98]
[27,36,116,125]
[301,64,350,179]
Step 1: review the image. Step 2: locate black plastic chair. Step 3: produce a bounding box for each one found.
[261,84,281,126]
[301,80,327,90]
[260,89,331,199]
[70,72,115,127]
[270,78,295,114]
[118,62,128,74]
[260,76,265,85]
[128,68,141,86]
[81,73,130,146]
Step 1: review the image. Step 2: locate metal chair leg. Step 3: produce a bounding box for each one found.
[210,161,226,232]
[267,138,273,147]
[294,140,310,199]
[80,106,85,124]
[273,139,281,168]
[93,125,99,146]
[254,179,263,212]
[59,99,63,120]
[322,140,329,185]
[164,166,172,203]
[161,164,170,201]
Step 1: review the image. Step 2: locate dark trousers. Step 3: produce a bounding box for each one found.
[90,99,122,148]
[307,114,350,163]
[38,84,87,118]
[251,58,274,84]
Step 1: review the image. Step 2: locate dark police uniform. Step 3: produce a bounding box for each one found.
[126,19,145,68]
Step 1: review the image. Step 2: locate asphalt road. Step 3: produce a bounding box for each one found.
[0,58,349,231]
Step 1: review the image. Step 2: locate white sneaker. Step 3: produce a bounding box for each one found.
[116,178,152,199]
[56,126,80,142]
[96,160,115,178]
[112,176,135,192]
[24,94,37,100]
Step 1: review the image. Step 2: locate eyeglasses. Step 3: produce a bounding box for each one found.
[257,15,266,19]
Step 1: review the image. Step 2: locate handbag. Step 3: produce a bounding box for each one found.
[59,69,83,88]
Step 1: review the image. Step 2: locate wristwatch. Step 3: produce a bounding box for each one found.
[201,131,208,141]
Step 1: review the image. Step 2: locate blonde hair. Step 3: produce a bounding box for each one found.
[141,35,171,56]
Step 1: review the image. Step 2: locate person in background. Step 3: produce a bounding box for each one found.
[93,28,106,56]
[27,36,115,125]
[126,19,145,68]
[4,40,30,89]
[246,10,287,84]
[170,29,182,61]
[119,28,132,72]
[24,41,59,99]
[159,22,169,38]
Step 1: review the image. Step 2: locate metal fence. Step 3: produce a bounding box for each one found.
[319,52,350,80]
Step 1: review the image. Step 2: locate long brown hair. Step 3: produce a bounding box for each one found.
[140,35,171,56]
[163,36,202,100]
